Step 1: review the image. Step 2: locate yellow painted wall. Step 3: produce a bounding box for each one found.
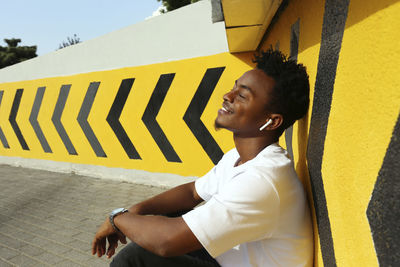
[260,0,400,266]
[0,0,399,266]
[0,53,253,177]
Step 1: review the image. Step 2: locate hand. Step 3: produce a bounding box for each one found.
[92,218,127,258]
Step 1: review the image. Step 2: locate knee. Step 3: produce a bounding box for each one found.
[110,242,143,267]
[110,252,129,267]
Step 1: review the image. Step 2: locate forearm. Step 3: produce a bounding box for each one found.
[129,181,203,215]
[114,212,201,257]
[92,182,202,258]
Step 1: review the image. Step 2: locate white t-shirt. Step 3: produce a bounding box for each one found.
[182,143,313,267]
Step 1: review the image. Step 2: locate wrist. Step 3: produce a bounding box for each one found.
[109,208,128,233]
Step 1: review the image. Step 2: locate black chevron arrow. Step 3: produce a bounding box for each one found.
[29,86,52,153]
[367,112,400,266]
[183,67,225,165]
[52,84,77,155]
[77,82,106,157]
[142,73,181,162]
[284,19,300,163]
[0,91,10,149]
[106,78,141,160]
[9,89,29,150]
[307,0,350,265]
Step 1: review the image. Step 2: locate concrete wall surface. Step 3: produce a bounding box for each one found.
[0,0,399,266]
[0,52,253,183]
[0,0,239,187]
[259,0,400,266]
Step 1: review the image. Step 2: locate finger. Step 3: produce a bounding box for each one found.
[97,243,102,257]
[92,237,102,256]
[119,235,127,244]
[95,238,101,257]
[98,238,106,257]
[107,244,116,258]
[91,239,97,255]
[106,237,117,258]
[107,249,115,258]
[101,239,106,257]
[107,237,116,251]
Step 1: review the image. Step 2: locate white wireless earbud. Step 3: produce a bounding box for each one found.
[259,119,273,131]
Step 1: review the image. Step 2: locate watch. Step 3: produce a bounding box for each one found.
[109,208,128,232]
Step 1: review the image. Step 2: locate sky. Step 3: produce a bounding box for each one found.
[1,0,163,56]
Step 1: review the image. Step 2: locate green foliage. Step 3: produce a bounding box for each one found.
[0,38,37,69]
[157,0,200,12]
[58,34,81,50]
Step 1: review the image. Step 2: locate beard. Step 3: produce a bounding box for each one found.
[214,119,223,131]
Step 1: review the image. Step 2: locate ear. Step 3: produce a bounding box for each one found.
[266,114,283,130]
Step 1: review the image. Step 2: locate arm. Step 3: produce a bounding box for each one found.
[92,181,204,258]
[129,181,203,216]
[114,212,201,257]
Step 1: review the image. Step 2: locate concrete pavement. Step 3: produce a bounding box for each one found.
[0,164,166,266]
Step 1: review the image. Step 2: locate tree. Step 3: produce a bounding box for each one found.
[58,34,81,50]
[0,38,37,69]
[157,0,200,12]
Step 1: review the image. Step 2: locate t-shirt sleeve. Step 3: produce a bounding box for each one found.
[182,171,280,257]
[194,166,219,202]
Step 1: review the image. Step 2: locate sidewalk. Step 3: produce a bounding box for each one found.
[0,164,165,266]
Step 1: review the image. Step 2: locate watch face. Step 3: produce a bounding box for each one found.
[111,208,125,216]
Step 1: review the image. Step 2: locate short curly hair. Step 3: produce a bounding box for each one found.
[253,48,310,131]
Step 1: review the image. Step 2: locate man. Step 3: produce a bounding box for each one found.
[92,49,313,266]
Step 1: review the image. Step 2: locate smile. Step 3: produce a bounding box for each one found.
[222,104,233,113]
[219,106,233,115]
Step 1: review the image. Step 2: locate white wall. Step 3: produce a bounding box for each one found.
[0,0,228,83]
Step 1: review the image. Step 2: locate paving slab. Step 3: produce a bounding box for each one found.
[0,164,165,266]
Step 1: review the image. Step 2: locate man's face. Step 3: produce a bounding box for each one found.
[215,69,276,136]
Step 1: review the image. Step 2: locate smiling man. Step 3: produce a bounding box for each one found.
[92,49,313,267]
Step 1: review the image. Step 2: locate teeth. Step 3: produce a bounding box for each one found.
[222,107,228,112]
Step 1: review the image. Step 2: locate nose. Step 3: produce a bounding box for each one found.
[223,90,235,102]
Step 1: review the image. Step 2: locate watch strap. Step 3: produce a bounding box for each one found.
[109,208,128,233]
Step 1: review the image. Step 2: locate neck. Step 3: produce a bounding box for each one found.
[233,133,277,165]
